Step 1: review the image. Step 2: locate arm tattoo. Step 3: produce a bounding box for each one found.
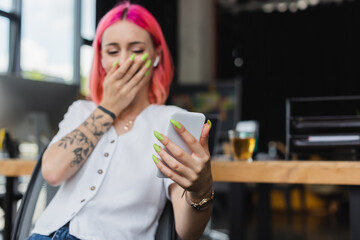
[83,113,112,140]
[58,129,95,167]
[57,111,112,167]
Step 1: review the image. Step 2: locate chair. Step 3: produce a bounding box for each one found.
[11,151,177,240]
[1,131,23,240]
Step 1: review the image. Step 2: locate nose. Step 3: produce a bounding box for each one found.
[117,51,131,65]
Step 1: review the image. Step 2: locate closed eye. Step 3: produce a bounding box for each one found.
[132,49,144,54]
[107,50,118,55]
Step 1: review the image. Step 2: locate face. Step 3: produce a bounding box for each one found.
[101,20,159,73]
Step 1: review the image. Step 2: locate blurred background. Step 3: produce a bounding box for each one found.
[1,0,360,239]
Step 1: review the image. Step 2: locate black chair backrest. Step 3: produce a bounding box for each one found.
[12,153,177,240]
[155,200,177,240]
[11,157,58,240]
[205,114,221,156]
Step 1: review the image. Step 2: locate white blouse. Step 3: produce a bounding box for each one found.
[31,100,186,240]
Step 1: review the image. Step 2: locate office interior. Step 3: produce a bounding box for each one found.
[1,0,360,239]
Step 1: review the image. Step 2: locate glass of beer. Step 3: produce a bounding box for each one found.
[228,130,256,162]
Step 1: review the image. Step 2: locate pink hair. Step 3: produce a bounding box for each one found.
[90,2,174,105]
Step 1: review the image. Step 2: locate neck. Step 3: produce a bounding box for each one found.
[117,85,151,121]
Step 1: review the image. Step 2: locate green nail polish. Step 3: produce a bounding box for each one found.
[154,131,164,141]
[141,53,149,61]
[145,59,152,68]
[153,143,161,152]
[170,119,181,129]
[207,120,212,129]
[144,70,150,77]
[130,53,136,61]
[152,154,159,164]
[112,60,119,67]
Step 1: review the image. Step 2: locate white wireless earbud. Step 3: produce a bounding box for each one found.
[153,56,160,67]
[101,59,106,69]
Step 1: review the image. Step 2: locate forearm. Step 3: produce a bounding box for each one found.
[171,184,212,240]
[42,107,114,186]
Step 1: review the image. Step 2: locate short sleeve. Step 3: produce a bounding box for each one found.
[163,178,175,201]
[48,100,96,147]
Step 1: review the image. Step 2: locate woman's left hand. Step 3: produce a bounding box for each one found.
[153,120,213,200]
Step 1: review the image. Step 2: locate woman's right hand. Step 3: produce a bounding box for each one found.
[99,53,152,116]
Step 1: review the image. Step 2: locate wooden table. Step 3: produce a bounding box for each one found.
[211,160,360,185]
[0,160,37,176]
[3,159,360,183]
[0,159,37,240]
[211,160,360,240]
[2,159,360,239]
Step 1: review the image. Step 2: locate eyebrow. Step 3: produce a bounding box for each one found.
[104,41,146,47]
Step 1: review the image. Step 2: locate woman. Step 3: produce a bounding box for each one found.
[27,2,213,240]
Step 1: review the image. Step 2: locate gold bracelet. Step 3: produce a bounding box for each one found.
[183,188,214,211]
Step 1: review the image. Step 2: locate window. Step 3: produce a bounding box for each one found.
[21,0,74,83]
[2,0,96,88]
[0,17,9,73]
[81,0,96,40]
[80,0,96,97]
[80,45,93,96]
[0,0,13,12]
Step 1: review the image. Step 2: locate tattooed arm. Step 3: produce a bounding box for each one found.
[42,107,113,186]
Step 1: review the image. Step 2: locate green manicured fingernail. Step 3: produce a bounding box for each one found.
[170,119,181,129]
[145,59,152,68]
[152,154,159,164]
[153,143,161,152]
[154,131,164,141]
[112,60,119,67]
[144,70,150,76]
[207,120,212,129]
[130,53,136,61]
[141,53,149,61]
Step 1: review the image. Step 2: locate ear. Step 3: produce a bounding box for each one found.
[153,47,162,68]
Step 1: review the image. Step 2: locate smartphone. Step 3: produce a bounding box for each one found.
[157,111,206,178]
